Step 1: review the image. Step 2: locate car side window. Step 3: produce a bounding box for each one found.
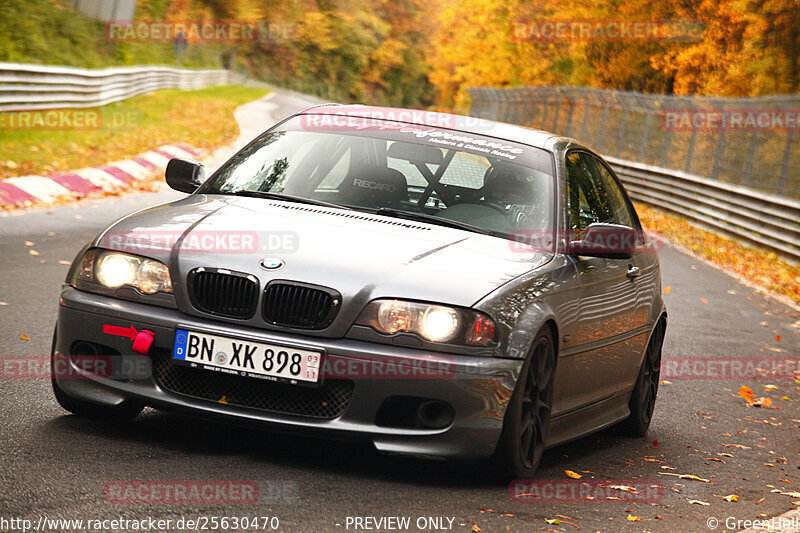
[586,155,635,229]
[565,151,632,231]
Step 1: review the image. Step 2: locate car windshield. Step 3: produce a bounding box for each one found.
[202,116,555,239]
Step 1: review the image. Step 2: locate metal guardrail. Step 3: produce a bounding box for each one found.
[468,86,800,261]
[0,63,233,111]
[468,86,800,199]
[606,157,800,261]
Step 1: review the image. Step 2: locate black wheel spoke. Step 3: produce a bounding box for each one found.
[516,335,555,470]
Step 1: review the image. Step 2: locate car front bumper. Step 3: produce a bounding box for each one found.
[54,287,523,460]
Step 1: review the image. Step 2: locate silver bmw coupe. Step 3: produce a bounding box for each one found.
[53,104,666,478]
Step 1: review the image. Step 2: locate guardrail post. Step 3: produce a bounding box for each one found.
[551,89,561,133]
[777,129,795,196]
[742,129,760,186]
[596,93,609,151]
[579,88,592,140]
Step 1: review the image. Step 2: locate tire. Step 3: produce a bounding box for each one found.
[620,320,664,437]
[50,326,142,422]
[493,326,556,480]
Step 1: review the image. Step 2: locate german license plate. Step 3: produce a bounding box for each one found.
[172,329,322,385]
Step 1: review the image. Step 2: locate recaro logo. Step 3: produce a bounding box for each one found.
[352,179,397,192]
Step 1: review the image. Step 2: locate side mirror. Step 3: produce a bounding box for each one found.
[569,223,637,259]
[165,158,205,193]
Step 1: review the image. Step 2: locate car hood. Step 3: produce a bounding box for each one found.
[97,194,550,311]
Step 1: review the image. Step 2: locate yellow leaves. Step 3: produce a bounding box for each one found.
[565,470,582,479]
[626,514,641,522]
[20,333,30,341]
[663,286,671,294]
[723,494,739,502]
[28,250,40,256]
[700,297,708,304]
[635,204,800,304]
[658,472,711,483]
[688,499,710,506]
[544,518,560,525]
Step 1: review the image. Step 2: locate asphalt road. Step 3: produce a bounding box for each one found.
[1,92,799,533]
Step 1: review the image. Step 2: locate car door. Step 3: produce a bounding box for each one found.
[552,151,646,414]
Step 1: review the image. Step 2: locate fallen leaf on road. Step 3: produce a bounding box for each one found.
[664,286,671,294]
[57,260,71,265]
[771,490,800,498]
[739,385,756,403]
[754,397,772,407]
[661,380,672,384]
[707,458,725,463]
[764,385,778,390]
[627,514,641,522]
[775,335,781,342]
[24,241,34,246]
[29,250,40,256]
[658,473,711,483]
[722,443,751,449]
[700,298,708,304]
[644,458,665,463]
[20,333,30,340]
[660,465,675,470]
[544,518,560,525]
[0,302,8,306]
[723,494,739,502]
[565,470,582,479]
[609,485,638,493]
[652,439,659,448]
[688,500,710,506]
[717,453,734,457]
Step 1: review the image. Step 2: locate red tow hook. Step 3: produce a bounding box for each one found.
[132,329,155,354]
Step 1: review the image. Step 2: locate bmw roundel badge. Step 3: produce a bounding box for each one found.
[259,257,284,270]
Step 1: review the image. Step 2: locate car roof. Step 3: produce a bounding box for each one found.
[297,104,561,150]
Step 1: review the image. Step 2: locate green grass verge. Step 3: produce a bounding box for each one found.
[0,85,269,178]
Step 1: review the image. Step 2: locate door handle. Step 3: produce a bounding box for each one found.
[626,265,641,279]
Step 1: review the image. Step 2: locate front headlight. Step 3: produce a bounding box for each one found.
[73,249,173,294]
[356,299,497,346]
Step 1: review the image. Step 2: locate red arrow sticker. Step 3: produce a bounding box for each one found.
[102,324,139,341]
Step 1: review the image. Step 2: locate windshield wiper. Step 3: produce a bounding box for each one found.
[229,190,349,210]
[372,207,501,237]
